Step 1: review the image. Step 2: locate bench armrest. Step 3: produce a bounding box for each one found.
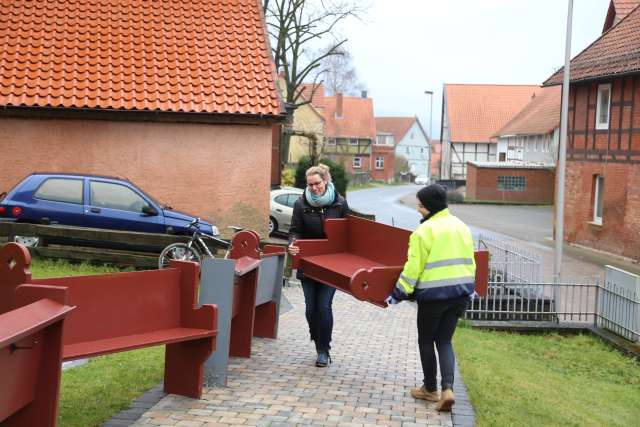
[0,299,75,348]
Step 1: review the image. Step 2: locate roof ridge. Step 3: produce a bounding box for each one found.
[444,83,540,87]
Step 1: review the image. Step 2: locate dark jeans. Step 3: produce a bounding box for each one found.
[417,296,469,391]
[301,277,337,352]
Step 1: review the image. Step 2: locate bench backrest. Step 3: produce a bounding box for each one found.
[345,215,411,266]
[31,268,184,345]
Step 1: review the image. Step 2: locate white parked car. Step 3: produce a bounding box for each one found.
[269,187,304,235]
[414,175,430,185]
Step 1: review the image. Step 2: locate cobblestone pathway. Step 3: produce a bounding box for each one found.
[133,285,455,426]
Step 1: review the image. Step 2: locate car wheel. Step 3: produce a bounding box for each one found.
[269,217,278,236]
[12,235,40,248]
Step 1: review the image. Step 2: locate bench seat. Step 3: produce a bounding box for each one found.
[63,327,216,360]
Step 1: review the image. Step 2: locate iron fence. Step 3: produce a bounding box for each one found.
[471,236,639,343]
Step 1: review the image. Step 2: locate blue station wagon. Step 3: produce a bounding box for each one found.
[0,173,218,239]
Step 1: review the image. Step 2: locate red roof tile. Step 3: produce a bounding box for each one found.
[0,0,283,116]
[495,86,561,137]
[323,94,376,139]
[375,117,416,145]
[445,84,540,143]
[546,3,640,85]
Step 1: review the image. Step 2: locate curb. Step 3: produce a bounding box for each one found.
[101,384,166,427]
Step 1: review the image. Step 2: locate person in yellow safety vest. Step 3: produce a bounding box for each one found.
[384,184,476,413]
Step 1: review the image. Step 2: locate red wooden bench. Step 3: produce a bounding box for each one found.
[1,286,74,427]
[292,215,489,307]
[0,242,218,399]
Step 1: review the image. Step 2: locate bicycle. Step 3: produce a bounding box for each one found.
[158,218,238,269]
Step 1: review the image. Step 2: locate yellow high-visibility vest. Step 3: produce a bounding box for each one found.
[394,208,476,301]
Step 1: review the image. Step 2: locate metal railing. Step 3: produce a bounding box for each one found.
[470,236,639,343]
[477,234,542,284]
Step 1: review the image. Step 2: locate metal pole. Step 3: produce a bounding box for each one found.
[554,0,573,289]
[425,90,434,139]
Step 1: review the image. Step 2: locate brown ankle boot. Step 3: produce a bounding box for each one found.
[410,386,440,402]
[435,388,455,412]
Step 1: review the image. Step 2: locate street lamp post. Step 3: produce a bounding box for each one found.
[424,90,434,181]
[424,90,434,139]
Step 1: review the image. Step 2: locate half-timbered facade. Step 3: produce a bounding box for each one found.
[544,1,640,261]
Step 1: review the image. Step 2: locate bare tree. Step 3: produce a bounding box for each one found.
[317,44,365,96]
[261,0,367,168]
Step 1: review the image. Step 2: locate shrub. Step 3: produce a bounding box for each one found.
[281,168,296,187]
[295,156,349,195]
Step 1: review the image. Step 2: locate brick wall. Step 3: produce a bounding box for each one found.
[564,76,640,261]
[564,161,640,260]
[465,163,555,204]
[0,117,273,236]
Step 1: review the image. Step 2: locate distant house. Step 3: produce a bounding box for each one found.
[430,139,442,180]
[495,86,561,164]
[543,0,640,262]
[375,117,430,179]
[440,84,539,181]
[466,162,555,204]
[0,0,284,236]
[322,92,376,182]
[372,129,396,183]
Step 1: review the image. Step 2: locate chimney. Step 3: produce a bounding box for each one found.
[361,90,367,99]
[336,92,343,118]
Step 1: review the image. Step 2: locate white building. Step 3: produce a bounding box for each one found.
[375,116,430,177]
[495,86,561,165]
[440,83,540,180]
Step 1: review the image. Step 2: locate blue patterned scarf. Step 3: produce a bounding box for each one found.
[305,182,336,207]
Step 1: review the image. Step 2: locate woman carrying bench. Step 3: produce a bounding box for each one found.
[287,164,349,368]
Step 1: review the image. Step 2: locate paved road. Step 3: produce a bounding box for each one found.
[347,185,514,241]
[347,185,639,283]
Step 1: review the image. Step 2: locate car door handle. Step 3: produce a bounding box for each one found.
[276,208,283,212]
[90,207,101,213]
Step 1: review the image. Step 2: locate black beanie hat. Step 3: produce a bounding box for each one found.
[417,184,448,215]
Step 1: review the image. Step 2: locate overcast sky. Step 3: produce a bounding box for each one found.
[341,0,611,139]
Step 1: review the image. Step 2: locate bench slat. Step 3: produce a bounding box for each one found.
[63,327,215,361]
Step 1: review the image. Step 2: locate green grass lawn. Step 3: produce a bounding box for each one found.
[59,347,165,427]
[454,325,640,427]
[28,258,163,427]
[30,257,133,278]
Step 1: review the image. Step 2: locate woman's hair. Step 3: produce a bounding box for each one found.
[305,163,332,183]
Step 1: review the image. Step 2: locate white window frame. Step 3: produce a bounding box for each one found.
[325,138,336,146]
[596,83,611,130]
[349,138,358,146]
[352,157,362,168]
[593,175,604,225]
[375,156,384,169]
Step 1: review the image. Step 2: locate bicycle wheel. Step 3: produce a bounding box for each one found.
[158,243,201,269]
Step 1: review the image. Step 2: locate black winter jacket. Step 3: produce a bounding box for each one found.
[289,190,349,243]
[289,190,348,280]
